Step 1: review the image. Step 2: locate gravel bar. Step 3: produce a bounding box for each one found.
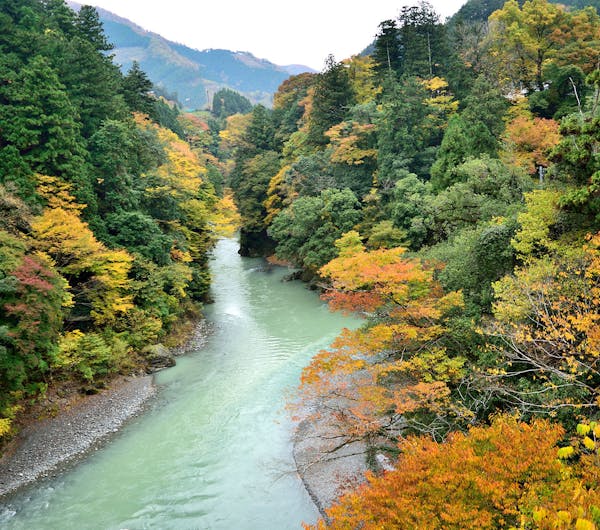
[0,375,155,498]
[293,414,367,518]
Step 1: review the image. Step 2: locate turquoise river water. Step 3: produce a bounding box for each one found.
[0,238,359,529]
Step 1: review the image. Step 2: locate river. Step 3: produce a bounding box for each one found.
[0,238,359,529]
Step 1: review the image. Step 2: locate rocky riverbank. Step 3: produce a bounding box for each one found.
[0,375,156,499]
[293,413,367,518]
[0,318,215,500]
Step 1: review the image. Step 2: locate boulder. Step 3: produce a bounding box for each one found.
[143,344,176,373]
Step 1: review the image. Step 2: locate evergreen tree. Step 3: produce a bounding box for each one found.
[307,55,355,146]
[0,55,93,205]
[75,5,113,52]
[372,20,402,78]
[431,76,508,189]
[212,88,252,118]
[122,61,155,115]
[397,2,449,78]
[376,77,431,181]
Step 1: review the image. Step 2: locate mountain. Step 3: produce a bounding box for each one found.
[68,2,315,109]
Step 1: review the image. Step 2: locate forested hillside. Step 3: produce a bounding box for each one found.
[0,0,237,439]
[223,0,600,526]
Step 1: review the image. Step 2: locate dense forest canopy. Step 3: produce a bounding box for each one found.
[6,0,600,526]
[218,0,600,526]
[0,0,239,438]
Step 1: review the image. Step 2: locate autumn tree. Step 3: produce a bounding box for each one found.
[489,231,600,417]
[487,0,600,92]
[0,231,69,406]
[501,110,561,176]
[295,235,465,450]
[306,416,600,530]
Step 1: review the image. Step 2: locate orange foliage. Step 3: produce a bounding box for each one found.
[502,114,561,174]
[296,242,465,442]
[306,415,600,530]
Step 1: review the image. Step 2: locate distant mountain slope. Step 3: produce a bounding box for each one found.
[68,2,315,109]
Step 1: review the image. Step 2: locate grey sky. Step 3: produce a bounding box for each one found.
[87,0,466,70]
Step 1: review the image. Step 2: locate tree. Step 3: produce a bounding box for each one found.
[501,112,561,175]
[211,88,252,118]
[30,206,134,327]
[389,171,433,249]
[487,0,600,91]
[376,77,430,181]
[431,76,508,190]
[235,151,281,256]
[0,231,68,401]
[306,416,600,530]
[0,55,92,204]
[397,2,449,79]
[307,56,355,146]
[428,157,531,244]
[269,188,361,270]
[295,238,465,447]
[372,20,401,78]
[75,5,113,52]
[489,230,600,417]
[122,61,154,116]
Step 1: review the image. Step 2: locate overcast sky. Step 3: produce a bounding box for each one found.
[86,1,466,70]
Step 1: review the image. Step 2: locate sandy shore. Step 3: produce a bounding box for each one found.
[0,375,155,499]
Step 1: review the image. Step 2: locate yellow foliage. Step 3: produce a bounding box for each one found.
[211,190,241,237]
[326,122,378,166]
[557,446,576,459]
[31,207,134,326]
[0,417,12,438]
[343,55,381,104]
[36,175,85,212]
[511,189,562,260]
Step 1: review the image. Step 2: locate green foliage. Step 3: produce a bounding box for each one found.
[56,330,121,382]
[372,20,401,78]
[389,171,433,249]
[431,77,508,190]
[0,235,68,403]
[396,2,450,78]
[376,76,445,181]
[212,88,252,119]
[0,0,220,419]
[269,188,361,270]
[122,60,154,116]
[428,157,532,244]
[105,211,172,265]
[426,220,518,313]
[307,56,355,147]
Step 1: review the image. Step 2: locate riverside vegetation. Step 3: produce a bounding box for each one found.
[5,0,600,527]
[221,0,600,527]
[0,1,239,443]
